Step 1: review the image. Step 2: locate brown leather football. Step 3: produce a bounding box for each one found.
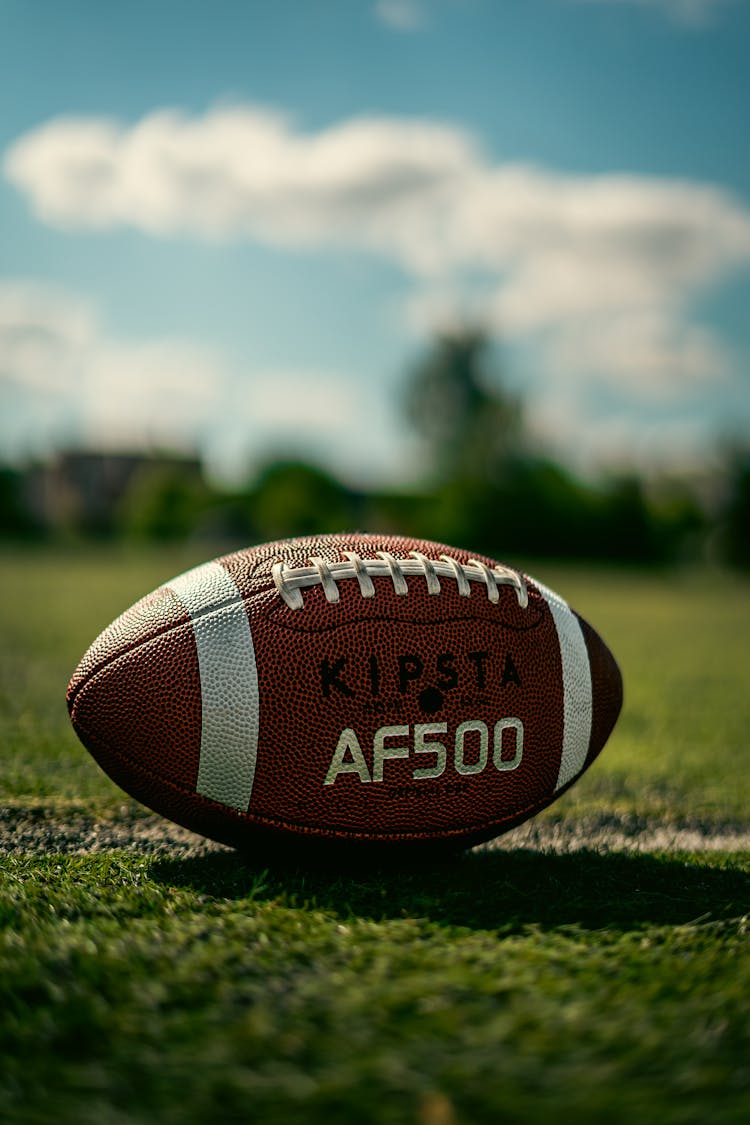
[67,533,622,852]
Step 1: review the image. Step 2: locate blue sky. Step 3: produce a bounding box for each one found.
[1,0,749,484]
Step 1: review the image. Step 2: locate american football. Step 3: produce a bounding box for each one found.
[67,533,623,851]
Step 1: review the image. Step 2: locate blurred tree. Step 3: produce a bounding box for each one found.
[718,447,750,569]
[399,328,704,563]
[598,475,660,562]
[403,328,523,483]
[639,476,706,564]
[248,460,359,542]
[117,462,212,541]
[0,466,39,538]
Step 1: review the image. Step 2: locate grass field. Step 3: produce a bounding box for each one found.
[1,546,749,1124]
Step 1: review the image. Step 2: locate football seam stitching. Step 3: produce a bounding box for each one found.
[68,584,547,702]
[266,603,545,635]
[272,552,528,611]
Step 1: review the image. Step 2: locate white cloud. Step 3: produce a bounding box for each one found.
[0,284,96,393]
[4,104,750,456]
[374,0,426,31]
[529,387,718,475]
[249,374,359,430]
[0,281,225,457]
[538,311,730,390]
[0,281,373,479]
[3,108,475,256]
[394,161,750,389]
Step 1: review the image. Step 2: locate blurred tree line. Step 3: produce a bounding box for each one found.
[1,329,748,568]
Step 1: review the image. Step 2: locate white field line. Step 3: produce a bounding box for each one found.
[1,807,749,857]
[482,817,750,855]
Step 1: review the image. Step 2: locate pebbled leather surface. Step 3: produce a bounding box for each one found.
[67,533,623,850]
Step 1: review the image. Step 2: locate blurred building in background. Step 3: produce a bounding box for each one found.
[21,450,203,538]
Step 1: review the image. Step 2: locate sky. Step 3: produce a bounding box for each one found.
[1,0,749,485]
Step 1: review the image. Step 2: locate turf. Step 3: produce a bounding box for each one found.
[1,546,749,1123]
